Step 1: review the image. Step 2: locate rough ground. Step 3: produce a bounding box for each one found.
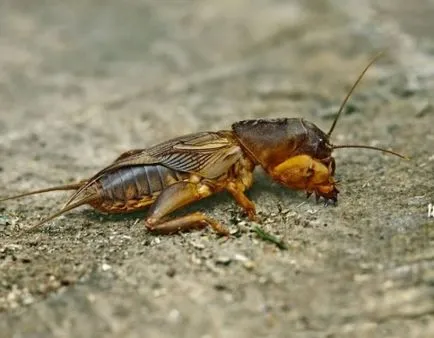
[0,1,433,337]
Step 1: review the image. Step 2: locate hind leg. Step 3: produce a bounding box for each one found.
[145,181,229,235]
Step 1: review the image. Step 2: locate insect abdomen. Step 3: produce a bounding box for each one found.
[98,165,185,212]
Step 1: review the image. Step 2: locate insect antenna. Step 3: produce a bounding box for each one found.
[327,52,384,137]
[0,182,85,203]
[325,51,409,160]
[332,144,408,159]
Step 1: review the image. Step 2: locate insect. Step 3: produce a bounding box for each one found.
[0,54,407,235]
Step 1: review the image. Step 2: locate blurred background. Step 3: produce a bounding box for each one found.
[0,1,433,337]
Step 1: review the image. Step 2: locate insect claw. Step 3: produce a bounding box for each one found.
[315,193,320,203]
[306,191,313,199]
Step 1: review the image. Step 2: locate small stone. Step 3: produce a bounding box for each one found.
[22,292,34,305]
[167,309,181,323]
[258,276,268,284]
[87,293,96,303]
[166,267,176,278]
[153,288,167,298]
[151,237,161,245]
[20,256,32,263]
[60,276,77,286]
[190,241,205,250]
[243,260,255,270]
[0,216,9,226]
[205,261,223,274]
[191,253,202,265]
[234,254,248,262]
[215,256,232,266]
[214,283,227,291]
[223,293,234,303]
[4,244,23,251]
[229,227,240,235]
[101,263,112,271]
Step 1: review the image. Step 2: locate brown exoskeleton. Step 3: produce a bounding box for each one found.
[0,55,407,235]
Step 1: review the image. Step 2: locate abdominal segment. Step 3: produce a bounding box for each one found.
[97,165,186,212]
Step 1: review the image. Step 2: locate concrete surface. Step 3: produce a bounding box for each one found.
[0,0,433,337]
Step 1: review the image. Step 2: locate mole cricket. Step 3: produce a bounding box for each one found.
[0,54,407,235]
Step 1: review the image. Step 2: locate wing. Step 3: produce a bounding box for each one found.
[63,132,241,208]
[97,131,242,179]
[112,149,146,162]
[147,131,243,178]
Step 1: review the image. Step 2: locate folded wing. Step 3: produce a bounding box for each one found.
[63,132,242,208]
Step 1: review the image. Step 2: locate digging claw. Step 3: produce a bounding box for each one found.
[313,188,339,207]
[324,195,338,207]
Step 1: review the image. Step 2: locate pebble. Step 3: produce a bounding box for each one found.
[0,216,9,226]
[101,263,112,271]
[234,254,248,262]
[190,241,205,250]
[191,253,202,265]
[229,227,240,235]
[215,256,232,265]
[205,261,223,274]
[22,292,34,305]
[243,261,255,270]
[1,244,23,252]
[234,253,255,270]
[166,267,176,277]
[167,309,181,323]
[153,288,167,298]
